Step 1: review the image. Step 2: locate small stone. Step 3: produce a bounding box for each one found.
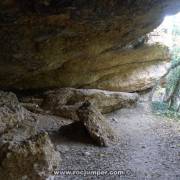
[112,118,118,123]
[83,151,91,156]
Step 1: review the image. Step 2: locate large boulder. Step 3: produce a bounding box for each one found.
[42,88,139,120]
[0,132,61,180]
[0,1,179,91]
[0,90,61,180]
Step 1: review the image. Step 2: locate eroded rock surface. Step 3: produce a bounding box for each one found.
[42,88,139,120]
[0,91,61,180]
[76,101,118,147]
[0,132,60,180]
[0,1,179,90]
[0,91,24,135]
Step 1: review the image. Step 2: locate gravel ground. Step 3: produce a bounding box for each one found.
[39,102,180,180]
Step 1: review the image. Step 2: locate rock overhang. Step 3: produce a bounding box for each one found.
[0,0,180,91]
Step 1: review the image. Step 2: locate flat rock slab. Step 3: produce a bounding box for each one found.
[42,88,139,120]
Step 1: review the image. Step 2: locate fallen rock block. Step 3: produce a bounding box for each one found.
[76,101,118,147]
[42,88,139,120]
[0,132,61,180]
[0,90,61,180]
[52,104,80,121]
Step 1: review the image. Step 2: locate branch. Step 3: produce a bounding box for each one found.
[162,60,180,78]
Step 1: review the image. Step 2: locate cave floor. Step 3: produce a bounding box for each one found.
[39,101,180,180]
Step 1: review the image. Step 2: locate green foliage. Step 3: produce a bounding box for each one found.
[152,17,180,119]
[152,101,169,112]
[164,17,180,114]
[165,47,180,96]
[152,101,180,120]
[172,24,180,36]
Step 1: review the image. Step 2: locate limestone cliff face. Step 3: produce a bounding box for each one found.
[0,1,179,91]
[14,44,171,92]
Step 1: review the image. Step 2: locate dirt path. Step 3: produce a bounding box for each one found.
[48,102,180,180]
[109,102,180,180]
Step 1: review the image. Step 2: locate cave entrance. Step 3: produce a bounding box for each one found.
[150,12,180,117]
